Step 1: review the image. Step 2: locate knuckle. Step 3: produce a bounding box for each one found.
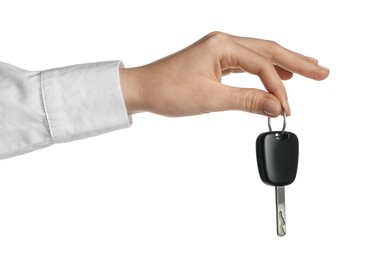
[205,31,230,46]
[207,31,226,38]
[264,40,282,58]
[266,39,277,45]
[265,40,279,48]
[242,90,260,113]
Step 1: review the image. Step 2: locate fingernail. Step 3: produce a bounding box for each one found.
[263,99,279,116]
[306,56,318,63]
[319,65,329,71]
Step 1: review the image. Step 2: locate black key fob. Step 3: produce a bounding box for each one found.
[256,131,299,186]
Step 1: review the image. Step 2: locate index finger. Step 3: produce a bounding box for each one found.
[218,38,291,115]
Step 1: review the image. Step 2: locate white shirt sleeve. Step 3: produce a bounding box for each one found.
[0,60,132,160]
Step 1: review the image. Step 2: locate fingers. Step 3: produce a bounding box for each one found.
[222,65,293,80]
[203,32,330,116]
[258,65,291,115]
[228,34,330,80]
[301,55,318,64]
[271,44,329,81]
[218,39,291,115]
[219,84,282,117]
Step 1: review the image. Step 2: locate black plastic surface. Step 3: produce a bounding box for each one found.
[256,131,299,186]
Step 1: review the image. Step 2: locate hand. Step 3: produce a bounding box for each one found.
[119,31,329,117]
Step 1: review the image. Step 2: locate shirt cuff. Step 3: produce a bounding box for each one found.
[41,60,131,143]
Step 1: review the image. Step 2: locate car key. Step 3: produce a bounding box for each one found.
[256,114,299,237]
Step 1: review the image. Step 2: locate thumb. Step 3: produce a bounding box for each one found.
[220,84,282,117]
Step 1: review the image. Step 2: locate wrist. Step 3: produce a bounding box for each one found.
[119,67,145,115]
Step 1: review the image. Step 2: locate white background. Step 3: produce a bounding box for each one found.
[1,0,377,259]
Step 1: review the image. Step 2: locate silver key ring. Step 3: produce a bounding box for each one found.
[268,112,286,136]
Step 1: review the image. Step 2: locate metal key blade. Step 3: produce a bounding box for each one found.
[275,186,286,236]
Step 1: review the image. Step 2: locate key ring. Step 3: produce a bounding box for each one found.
[268,112,286,136]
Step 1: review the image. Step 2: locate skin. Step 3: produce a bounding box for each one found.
[119,31,329,118]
